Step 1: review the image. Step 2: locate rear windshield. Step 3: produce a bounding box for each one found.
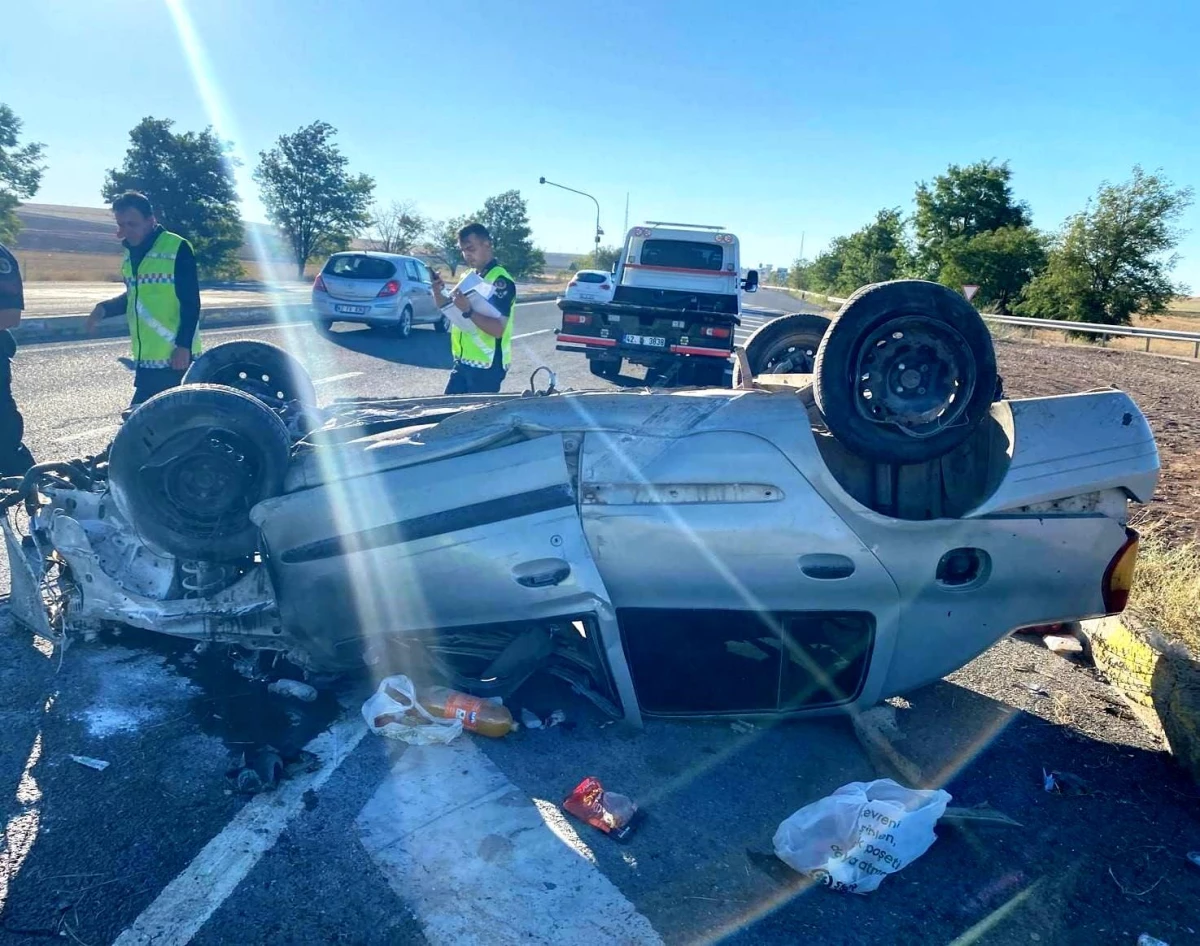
[576,272,608,283]
[323,255,396,280]
[639,239,724,271]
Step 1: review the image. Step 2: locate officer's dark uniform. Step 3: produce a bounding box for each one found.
[0,242,34,476]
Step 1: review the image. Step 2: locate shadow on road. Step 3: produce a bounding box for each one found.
[322,325,455,370]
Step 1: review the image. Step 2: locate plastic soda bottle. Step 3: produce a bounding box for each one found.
[419,686,513,738]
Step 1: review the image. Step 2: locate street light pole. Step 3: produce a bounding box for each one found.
[539,176,603,259]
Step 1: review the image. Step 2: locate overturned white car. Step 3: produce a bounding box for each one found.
[2,281,1158,726]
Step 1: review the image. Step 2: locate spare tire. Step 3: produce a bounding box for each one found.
[813,280,997,465]
[733,311,831,387]
[184,340,316,409]
[109,384,291,562]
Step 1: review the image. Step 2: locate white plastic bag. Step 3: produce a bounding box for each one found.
[773,778,951,894]
[361,675,462,746]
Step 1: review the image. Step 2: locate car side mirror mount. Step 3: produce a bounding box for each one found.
[742,269,759,293]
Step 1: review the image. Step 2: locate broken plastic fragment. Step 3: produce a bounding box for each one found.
[521,708,544,730]
[548,709,566,728]
[268,679,318,702]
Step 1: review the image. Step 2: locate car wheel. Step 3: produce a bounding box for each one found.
[108,384,291,562]
[813,280,997,464]
[733,312,831,386]
[588,358,621,380]
[184,339,316,409]
[394,306,413,338]
[434,314,450,333]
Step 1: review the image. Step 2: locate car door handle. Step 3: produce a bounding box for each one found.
[799,554,855,580]
[512,558,572,588]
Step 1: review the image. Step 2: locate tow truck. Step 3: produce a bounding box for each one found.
[556,222,758,386]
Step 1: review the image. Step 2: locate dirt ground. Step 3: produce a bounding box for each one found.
[995,337,1200,546]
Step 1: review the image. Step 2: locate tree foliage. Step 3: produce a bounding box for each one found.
[103,117,244,279]
[473,190,544,278]
[915,160,1031,275]
[0,103,47,244]
[368,199,427,254]
[794,209,913,296]
[254,121,374,279]
[571,244,621,272]
[1017,167,1194,326]
[938,226,1047,313]
[428,215,470,277]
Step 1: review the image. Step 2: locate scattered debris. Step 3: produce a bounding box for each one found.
[422,685,514,737]
[1042,768,1091,796]
[69,755,110,772]
[362,675,462,746]
[547,709,567,728]
[940,804,1023,828]
[233,656,263,681]
[227,746,318,795]
[1016,682,1050,697]
[1188,851,1200,871]
[731,720,756,735]
[563,776,641,841]
[773,779,951,894]
[853,704,922,786]
[521,708,544,730]
[267,679,318,702]
[1137,934,1169,946]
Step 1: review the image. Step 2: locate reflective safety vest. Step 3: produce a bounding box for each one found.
[121,229,202,367]
[450,264,515,370]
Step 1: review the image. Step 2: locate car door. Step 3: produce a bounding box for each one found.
[407,259,436,318]
[578,426,900,717]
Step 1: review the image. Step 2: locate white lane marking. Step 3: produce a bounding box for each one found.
[357,739,663,946]
[312,371,362,386]
[513,328,552,340]
[112,715,367,946]
[53,424,120,444]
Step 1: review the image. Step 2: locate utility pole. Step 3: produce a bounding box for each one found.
[799,231,805,261]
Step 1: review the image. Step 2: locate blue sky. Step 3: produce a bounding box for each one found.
[4,0,1198,286]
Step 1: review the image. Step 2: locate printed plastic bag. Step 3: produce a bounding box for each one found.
[773,778,951,894]
[361,674,462,746]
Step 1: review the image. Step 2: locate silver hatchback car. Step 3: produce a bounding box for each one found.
[312,251,448,336]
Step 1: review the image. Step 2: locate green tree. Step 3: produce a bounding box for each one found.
[103,117,244,279]
[428,215,470,277]
[0,103,47,244]
[571,244,621,272]
[474,190,544,278]
[254,121,374,279]
[915,160,1031,277]
[833,208,913,294]
[368,199,427,254]
[1017,167,1194,326]
[938,226,1047,313]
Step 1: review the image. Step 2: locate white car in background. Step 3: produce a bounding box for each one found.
[312,252,447,336]
[563,269,616,304]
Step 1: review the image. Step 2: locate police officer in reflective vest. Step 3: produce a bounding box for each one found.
[0,241,35,476]
[86,191,202,409]
[431,222,515,394]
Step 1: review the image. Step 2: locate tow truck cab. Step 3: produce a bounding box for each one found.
[557,222,759,385]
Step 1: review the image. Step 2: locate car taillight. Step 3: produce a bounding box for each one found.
[377,280,400,298]
[313,275,327,293]
[701,326,730,338]
[1102,528,1140,614]
[564,313,591,325]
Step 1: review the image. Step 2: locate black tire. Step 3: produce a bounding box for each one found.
[434,314,450,333]
[109,384,291,562]
[184,339,316,409]
[393,306,413,338]
[813,280,997,464]
[589,358,621,380]
[733,311,831,386]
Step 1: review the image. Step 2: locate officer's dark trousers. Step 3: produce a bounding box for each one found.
[0,353,32,476]
[131,367,187,408]
[443,349,507,395]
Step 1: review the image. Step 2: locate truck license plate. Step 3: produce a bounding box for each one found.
[335,304,369,315]
[624,334,666,348]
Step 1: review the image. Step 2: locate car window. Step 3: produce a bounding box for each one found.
[576,272,608,284]
[323,255,396,280]
[403,260,421,281]
[415,261,431,284]
[640,239,725,271]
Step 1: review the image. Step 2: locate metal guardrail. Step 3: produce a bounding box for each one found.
[761,286,1200,359]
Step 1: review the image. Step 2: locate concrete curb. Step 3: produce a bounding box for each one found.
[13,293,562,347]
[1082,615,1200,783]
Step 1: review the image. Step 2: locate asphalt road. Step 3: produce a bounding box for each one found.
[19,281,313,318]
[1,290,1196,946]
